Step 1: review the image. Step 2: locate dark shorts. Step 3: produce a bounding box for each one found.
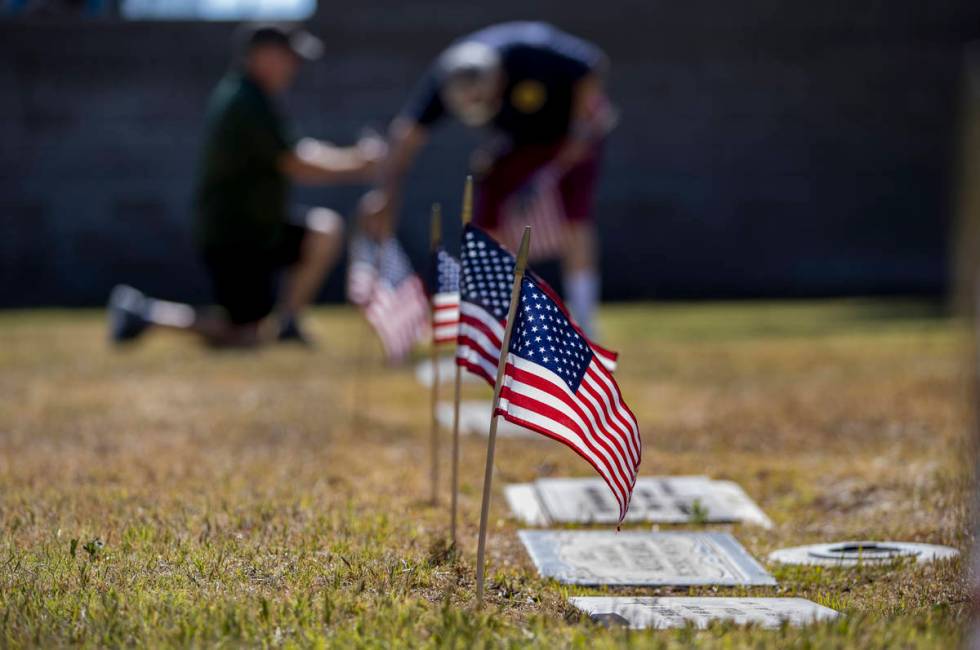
[202,223,305,325]
[474,140,602,230]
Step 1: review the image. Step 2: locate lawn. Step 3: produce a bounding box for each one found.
[0,299,973,648]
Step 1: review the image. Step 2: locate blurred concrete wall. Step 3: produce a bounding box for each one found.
[2,1,979,306]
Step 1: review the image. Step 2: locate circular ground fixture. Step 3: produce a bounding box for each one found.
[769,541,959,567]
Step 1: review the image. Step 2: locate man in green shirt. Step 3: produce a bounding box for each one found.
[109,24,382,347]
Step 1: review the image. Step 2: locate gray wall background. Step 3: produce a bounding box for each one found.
[2,1,979,307]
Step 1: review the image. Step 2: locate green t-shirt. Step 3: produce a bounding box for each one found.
[194,73,295,251]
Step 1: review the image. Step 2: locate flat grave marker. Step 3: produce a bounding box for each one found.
[519,530,776,586]
[505,477,772,527]
[414,357,479,387]
[569,597,839,629]
[436,400,535,438]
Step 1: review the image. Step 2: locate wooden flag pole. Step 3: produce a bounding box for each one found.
[475,225,532,607]
[429,203,442,505]
[450,176,473,547]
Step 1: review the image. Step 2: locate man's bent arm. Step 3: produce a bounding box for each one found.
[550,73,613,174]
[279,137,382,185]
[356,118,428,238]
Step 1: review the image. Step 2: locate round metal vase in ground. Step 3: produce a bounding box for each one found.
[768,541,959,567]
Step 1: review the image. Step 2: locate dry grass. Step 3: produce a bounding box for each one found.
[0,299,973,647]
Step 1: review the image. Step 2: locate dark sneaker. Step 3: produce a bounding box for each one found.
[277,316,314,346]
[108,284,151,343]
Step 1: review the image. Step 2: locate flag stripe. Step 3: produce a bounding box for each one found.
[434,309,459,324]
[500,360,635,500]
[456,353,496,385]
[585,361,642,462]
[433,293,459,308]
[579,371,640,467]
[457,334,498,372]
[460,302,505,339]
[458,320,501,364]
[497,400,630,515]
[434,329,458,344]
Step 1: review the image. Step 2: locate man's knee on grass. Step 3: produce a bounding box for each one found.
[302,207,344,264]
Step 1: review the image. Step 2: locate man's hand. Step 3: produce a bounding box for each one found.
[356,189,394,240]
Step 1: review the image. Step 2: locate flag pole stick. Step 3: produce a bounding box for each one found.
[429,203,442,506]
[450,176,473,547]
[475,225,532,607]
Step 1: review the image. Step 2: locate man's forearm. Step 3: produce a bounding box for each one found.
[285,138,374,185]
[378,118,427,204]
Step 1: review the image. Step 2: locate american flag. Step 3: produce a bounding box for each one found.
[501,175,568,262]
[428,246,461,346]
[456,224,617,386]
[347,234,430,362]
[496,277,641,521]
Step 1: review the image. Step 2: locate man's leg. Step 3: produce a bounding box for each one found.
[561,222,601,338]
[278,207,344,337]
[558,146,603,338]
[107,285,264,347]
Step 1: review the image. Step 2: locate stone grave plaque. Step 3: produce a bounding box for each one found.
[769,541,960,567]
[504,484,549,526]
[569,597,838,629]
[519,530,775,586]
[515,477,771,527]
[414,357,479,387]
[708,480,773,529]
[436,400,535,438]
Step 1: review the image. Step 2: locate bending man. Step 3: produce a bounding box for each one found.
[362,21,614,336]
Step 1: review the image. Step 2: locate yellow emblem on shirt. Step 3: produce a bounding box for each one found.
[511,80,547,113]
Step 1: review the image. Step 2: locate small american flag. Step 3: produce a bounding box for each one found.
[497,276,641,521]
[456,224,617,385]
[347,234,430,362]
[428,246,461,346]
[501,174,568,262]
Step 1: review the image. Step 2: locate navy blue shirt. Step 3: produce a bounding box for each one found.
[403,22,605,145]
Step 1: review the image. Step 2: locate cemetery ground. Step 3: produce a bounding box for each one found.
[0,299,972,648]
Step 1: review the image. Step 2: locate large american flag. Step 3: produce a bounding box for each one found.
[497,277,641,521]
[347,234,430,362]
[456,224,617,385]
[428,246,461,346]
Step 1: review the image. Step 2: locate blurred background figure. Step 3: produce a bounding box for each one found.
[360,21,613,337]
[108,22,384,348]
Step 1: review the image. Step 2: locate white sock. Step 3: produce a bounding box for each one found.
[146,298,196,329]
[564,269,600,338]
